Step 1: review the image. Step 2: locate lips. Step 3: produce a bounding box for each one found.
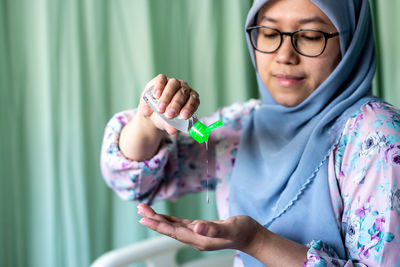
[273,74,305,87]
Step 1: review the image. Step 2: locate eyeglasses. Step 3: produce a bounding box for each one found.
[246,26,339,57]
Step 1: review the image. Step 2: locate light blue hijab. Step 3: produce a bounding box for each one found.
[229,0,376,265]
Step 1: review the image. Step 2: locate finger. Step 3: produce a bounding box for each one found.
[162,121,178,135]
[186,219,220,232]
[193,222,209,235]
[162,214,193,225]
[137,203,155,216]
[139,74,167,116]
[166,86,191,119]
[137,203,192,224]
[141,102,153,117]
[139,217,194,242]
[139,217,175,235]
[193,220,230,238]
[137,204,170,223]
[152,74,168,99]
[180,90,200,119]
[157,78,181,114]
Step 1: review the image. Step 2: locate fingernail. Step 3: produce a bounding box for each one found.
[139,218,146,225]
[166,108,176,118]
[137,207,144,216]
[154,89,161,98]
[157,102,166,112]
[180,110,190,119]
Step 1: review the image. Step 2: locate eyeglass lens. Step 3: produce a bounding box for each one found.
[251,27,327,57]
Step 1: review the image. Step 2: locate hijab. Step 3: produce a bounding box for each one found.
[229,0,377,265]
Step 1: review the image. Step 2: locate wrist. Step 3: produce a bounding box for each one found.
[133,110,162,134]
[240,221,269,258]
[241,224,308,267]
[119,111,164,161]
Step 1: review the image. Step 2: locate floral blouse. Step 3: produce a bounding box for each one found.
[101,100,400,267]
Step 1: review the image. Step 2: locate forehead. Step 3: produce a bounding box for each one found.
[257,0,335,29]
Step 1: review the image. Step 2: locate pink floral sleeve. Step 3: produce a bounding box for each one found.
[304,102,400,266]
[100,100,259,205]
[100,109,210,203]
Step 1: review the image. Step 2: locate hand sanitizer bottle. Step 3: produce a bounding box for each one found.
[143,85,223,143]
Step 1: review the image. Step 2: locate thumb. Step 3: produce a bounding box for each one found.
[194,221,229,238]
[140,100,154,117]
[194,222,209,236]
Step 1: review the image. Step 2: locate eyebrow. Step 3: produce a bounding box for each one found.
[259,15,330,26]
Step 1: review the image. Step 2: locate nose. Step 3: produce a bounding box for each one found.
[276,36,299,65]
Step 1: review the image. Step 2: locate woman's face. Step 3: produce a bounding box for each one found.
[255,0,341,107]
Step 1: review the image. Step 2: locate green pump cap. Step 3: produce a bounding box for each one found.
[188,120,223,143]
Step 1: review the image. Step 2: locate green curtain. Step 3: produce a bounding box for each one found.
[370,0,400,106]
[0,1,399,266]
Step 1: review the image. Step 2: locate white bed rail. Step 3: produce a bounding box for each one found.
[91,235,235,267]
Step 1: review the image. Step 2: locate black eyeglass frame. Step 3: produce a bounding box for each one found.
[246,26,339,57]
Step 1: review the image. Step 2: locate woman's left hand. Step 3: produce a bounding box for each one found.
[137,203,265,252]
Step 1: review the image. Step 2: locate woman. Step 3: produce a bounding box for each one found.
[101,0,400,266]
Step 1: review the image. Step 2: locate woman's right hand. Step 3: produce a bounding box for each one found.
[138,74,200,135]
[119,74,200,161]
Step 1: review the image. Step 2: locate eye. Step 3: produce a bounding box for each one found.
[263,33,279,39]
[303,36,322,41]
[259,28,279,39]
[297,31,323,42]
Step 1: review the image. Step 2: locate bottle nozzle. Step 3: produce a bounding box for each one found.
[188,120,223,144]
[207,120,223,132]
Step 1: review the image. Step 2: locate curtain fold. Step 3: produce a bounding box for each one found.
[0,0,398,266]
[371,0,400,106]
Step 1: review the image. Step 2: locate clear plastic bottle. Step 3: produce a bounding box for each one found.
[143,85,198,132]
[143,85,222,143]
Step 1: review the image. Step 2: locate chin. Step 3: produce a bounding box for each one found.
[274,95,304,107]
[267,84,309,107]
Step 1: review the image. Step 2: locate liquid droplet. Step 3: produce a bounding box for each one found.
[205,141,209,204]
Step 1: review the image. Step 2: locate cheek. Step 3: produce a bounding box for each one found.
[310,63,331,84]
[255,54,263,72]
[255,53,273,80]
[308,55,340,87]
